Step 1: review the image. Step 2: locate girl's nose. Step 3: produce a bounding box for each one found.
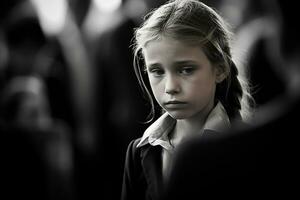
[165,75,180,95]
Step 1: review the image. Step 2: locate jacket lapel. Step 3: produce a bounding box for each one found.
[140,145,164,200]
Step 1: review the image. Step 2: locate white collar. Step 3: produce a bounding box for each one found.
[136,102,231,148]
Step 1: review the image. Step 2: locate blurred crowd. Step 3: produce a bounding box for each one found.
[0,0,298,200]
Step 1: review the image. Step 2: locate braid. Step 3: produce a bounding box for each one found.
[216,59,243,122]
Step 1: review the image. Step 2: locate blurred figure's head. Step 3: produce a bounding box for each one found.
[3,0,47,78]
[123,0,168,24]
[0,76,51,129]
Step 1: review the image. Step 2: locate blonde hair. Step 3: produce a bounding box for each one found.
[133,0,253,122]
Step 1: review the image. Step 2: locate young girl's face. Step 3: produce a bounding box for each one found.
[143,37,224,120]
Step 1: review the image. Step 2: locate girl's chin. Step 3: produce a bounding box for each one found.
[166,110,191,120]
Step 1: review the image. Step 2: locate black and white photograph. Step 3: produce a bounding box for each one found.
[0,0,299,200]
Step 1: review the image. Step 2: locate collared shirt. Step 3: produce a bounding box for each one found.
[136,102,231,181]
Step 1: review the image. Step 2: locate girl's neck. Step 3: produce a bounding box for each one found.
[171,103,215,147]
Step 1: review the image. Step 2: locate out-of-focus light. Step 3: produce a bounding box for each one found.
[30,0,67,35]
[93,0,122,13]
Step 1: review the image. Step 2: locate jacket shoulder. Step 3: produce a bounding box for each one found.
[125,138,143,164]
[127,138,142,151]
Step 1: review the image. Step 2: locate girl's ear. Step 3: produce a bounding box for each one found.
[215,65,228,83]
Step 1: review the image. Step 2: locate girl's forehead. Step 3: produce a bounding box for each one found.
[144,37,205,56]
[143,37,212,66]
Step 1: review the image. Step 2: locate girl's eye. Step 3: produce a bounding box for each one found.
[149,68,165,77]
[179,67,195,75]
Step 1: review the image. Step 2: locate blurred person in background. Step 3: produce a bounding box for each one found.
[211,0,293,123]
[199,0,285,111]
[1,0,104,199]
[0,75,75,200]
[198,0,285,111]
[222,0,286,108]
[1,0,76,131]
[0,1,76,199]
[0,76,52,129]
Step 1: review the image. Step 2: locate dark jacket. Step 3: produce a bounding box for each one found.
[121,138,165,200]
[121,129,225,200]
[121,138,163,200]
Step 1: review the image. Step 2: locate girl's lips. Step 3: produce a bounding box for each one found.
[164,100,187,105]
[164,101,188,109]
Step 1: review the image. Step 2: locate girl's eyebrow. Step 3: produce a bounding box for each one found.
[147,60,199,69]
[173,60,198,66]
[147,63,162,69]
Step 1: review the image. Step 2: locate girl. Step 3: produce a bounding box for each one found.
[121,0,253,200]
